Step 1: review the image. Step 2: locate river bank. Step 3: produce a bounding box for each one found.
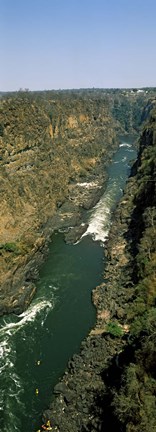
[1,92,120,316]
[1,91,155,432]
[0,141,117,317]
[0,136,139,432]
[41,182,134,432]
[34,140,139,432]
[1,89,154,317]
[41,115,156,432]
[0,178,105,316]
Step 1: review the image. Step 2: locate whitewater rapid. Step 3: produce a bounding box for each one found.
[82,142,135,243]
[0,293,55,431]
[0,139,137,431]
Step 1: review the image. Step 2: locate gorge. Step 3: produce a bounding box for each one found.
[0,88,156,432]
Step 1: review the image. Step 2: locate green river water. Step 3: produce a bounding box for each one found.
[0,138,137,432]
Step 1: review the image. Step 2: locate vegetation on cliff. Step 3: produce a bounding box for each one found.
[102,108,156,432]
[0,89,156,432]
[0,91,117,314]
[40,94,156,432]
[2,88,154,315]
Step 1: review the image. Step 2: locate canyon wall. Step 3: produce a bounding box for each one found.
[0,88,155,314]
[0,92,117,314]
[42,103,156,432]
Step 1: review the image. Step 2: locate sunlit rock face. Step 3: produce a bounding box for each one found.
[0,88,154,314]
[0,91,117,314]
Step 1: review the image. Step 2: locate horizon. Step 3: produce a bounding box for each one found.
[1,86,156,94]
[1,0,156,91]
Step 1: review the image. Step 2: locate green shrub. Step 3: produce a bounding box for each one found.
[0,242,20,254]
[106,321,124,337]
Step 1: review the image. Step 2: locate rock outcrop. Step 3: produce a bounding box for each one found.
[42,106,156,432]
[0,88,156,430]
[1,88,155,314]
[0,92,117,315]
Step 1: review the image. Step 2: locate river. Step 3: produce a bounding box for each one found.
[0,138,137,432]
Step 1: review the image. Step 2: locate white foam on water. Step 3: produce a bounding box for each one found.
[0,336,24,432]
[81,183,117,243]
[19,297,52,321]
[0,294,55,430]
[77,181,101,189]
[113,156,128,164]
[0,297,53,338]
[119,143,132,148]
[0,340,13,373]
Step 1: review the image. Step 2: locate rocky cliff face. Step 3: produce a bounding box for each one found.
[0,90,155,312]
[42,106,156,432]
[0,92,117,315]
[0,89,156,430]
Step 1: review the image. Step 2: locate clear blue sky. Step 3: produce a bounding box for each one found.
[1,0,156,91]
